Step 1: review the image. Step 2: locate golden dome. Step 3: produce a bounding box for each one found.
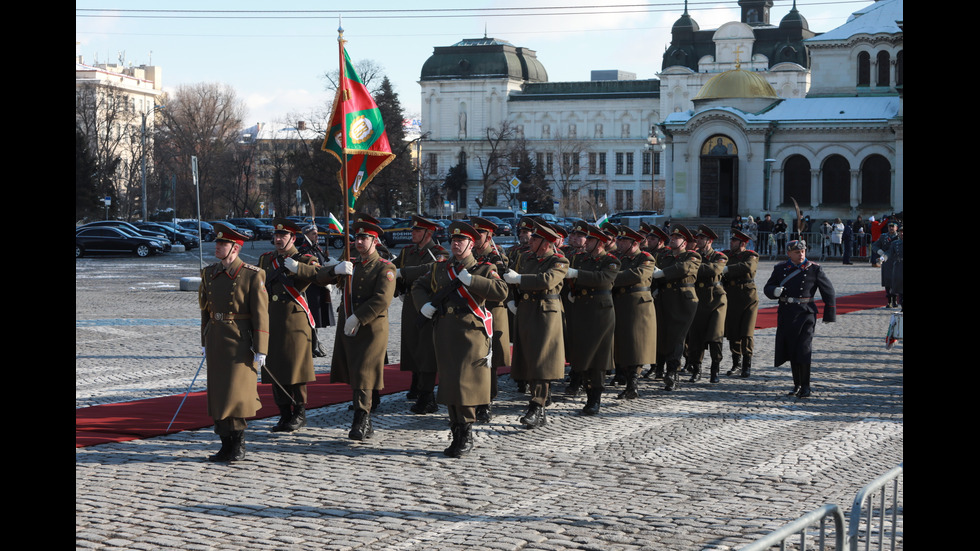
[694,67,779,100]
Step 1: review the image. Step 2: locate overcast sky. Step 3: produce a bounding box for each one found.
[76,1,870,128]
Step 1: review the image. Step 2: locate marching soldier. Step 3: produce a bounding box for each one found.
[763,239,836,398]
[297,223,334,332]
[652,224,701,391]
[641,224,670,380]
[506,216,537,393]
[317,219,396,441]
[470,216,511,422]
[393,215,447,413]
[199,223,269,462]
[564,223,618,413]
[723,229,760,378]
[562,220,590,396]
[257,218,321,433]
[611,225,657,399]
[686,225,728,383]
[503,219,568,428]
[413,221,509,457]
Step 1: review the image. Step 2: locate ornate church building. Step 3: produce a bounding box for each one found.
[419,0,903,220]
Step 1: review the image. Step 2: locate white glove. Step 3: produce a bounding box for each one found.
[321,258,340,272]
[565,268,579,279]
[503,269,522,284]
[568,294,576,304]
[507,300,517,315]
[879,254,888,262]
[773,286,784,297]
[420,302,437,319]
[653,268,665,279]
[284,257,299,272]
[334,261,354,275]
[344,314,360,336]
[456,268,473,286]
[722,265,729,274]
[254,353,267,367]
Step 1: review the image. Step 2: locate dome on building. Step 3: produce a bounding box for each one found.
[694,67,780,100]
[420,37,547,83]
[779,5,809,31]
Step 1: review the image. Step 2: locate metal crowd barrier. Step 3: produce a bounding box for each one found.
[739,464,903,551]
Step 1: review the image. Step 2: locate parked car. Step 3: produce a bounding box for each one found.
[481,216,513,236]
[381,219,414,247]
[208,221,254,241]
[226,218,275,240]
[78,221,171,252]
[135,222,200,249]
[76,227,166,258]
[177,220,215,242]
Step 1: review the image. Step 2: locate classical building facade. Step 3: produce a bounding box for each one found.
[419,0,903,221]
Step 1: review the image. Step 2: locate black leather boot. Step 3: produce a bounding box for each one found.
[688,363,702,383]
[519,403,546,428]
[271,404,292,432]
[407,372,420,400]
[741,357,752,378]
[565,371,582,396]
[618,370,639,399]
[444,423,473,458]
[664,363,679,391]
[475,404,492,423]
[349,410,374,440]
[727,355,742,376]
[581,388,601,416]
[654,364,665,380]
[709,361,720,383]
[410,391,438,414]
[208,435,232,462]
[285,404,307,431]
[227,431,246,462]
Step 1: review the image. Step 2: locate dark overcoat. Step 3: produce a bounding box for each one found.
[394,240,447,372]
[689,247,728,346]
[510,249,568,382]
[565,251,618,373]
[656,249,701,363]
[612,249,657,365]
[723,249,760,339]
[258,247,319,386]
[763,260,836,366]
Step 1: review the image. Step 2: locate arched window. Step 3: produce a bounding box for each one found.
[896,50,903,86]
[857,52,871,87]
[783,155,810,206]
[876,51,890,88]
[821,155,850,206]
[860,154,891,207]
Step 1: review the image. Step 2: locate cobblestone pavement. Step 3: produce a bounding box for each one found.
[76,243,903,550]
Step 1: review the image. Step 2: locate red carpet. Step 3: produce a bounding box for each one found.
[76,291,883,448]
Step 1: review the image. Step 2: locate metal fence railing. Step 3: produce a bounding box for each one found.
[739,464,903,551]
[719,230,877,263]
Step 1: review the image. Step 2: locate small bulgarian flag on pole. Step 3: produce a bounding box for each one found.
[595,213,611,228]
[326,212,344,233]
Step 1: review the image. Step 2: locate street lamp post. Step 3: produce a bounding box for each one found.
[647,125,666,213]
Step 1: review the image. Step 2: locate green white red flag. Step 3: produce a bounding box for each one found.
[322,42,395,212]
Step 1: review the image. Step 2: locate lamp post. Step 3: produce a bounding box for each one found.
[407,131,430,214]
[763,158,776,212]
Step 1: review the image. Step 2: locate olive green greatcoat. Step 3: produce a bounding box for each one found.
[474,242,511,368]
[510,249,568,382]
[612,249,658,365]
[412,254,509,405]
[257,246,319,387]
[722,249,760,338]
[394,240,447,373]
[199,258,269,420]
[318,250,396,390]
[565,251,619,373]
[657,249,702,362]
[689,247,728,346]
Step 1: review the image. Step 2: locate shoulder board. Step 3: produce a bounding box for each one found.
[433,244,448,252]
[640,251,654,260]
[553,251,566,259]
[378,257,393,265]
[242,263,261,272]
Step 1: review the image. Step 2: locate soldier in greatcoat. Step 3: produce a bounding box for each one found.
[652,224,701,391]
[505,216,536,393]
[503,219,568,428]
[257,218,321,433]
[686,225,728,383]
[641,224,670,379]
[564,223,619,413]
[763,239,836,398]
[316,220,396,441]
[470,216,511,422]
[393,215,448,414]
[199,223,269,462]
[722,229,760,377]
[561,220,593,397]
[413,221,509,457]
[611,225,657,399]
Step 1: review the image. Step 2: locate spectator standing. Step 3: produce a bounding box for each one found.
[757,214,774,256]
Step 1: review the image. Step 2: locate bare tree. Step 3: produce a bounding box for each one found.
[154,83,247,219]
[324,59,386,95]
[75,83,138,219]
[473,121,518,209]
[548,130,593,217]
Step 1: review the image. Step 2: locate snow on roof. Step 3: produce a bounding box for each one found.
[807,0,902,42]
[663,97,899,125]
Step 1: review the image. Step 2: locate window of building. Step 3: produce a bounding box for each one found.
[615,189,633,211]
[876,51,890,88]
[821,155,850,206]
[625,152,634,175]
[427,153,438,175]
[588,153,597,175]
[857,51,871,87]
[546,153,554,174]
[615,152,624,175]
[642,152,651,175]
[598,152,607,175]
[783,155,811,206]
[654,151,661,175]
[860,154,891,207]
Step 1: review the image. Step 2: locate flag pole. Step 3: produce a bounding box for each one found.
[338,20,353,318]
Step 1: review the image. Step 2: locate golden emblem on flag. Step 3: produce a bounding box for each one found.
[349,115,374,144]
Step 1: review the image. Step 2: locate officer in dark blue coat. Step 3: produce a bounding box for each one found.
[763,239,836,398]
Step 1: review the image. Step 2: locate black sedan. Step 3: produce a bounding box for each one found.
[76,227,167,258]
